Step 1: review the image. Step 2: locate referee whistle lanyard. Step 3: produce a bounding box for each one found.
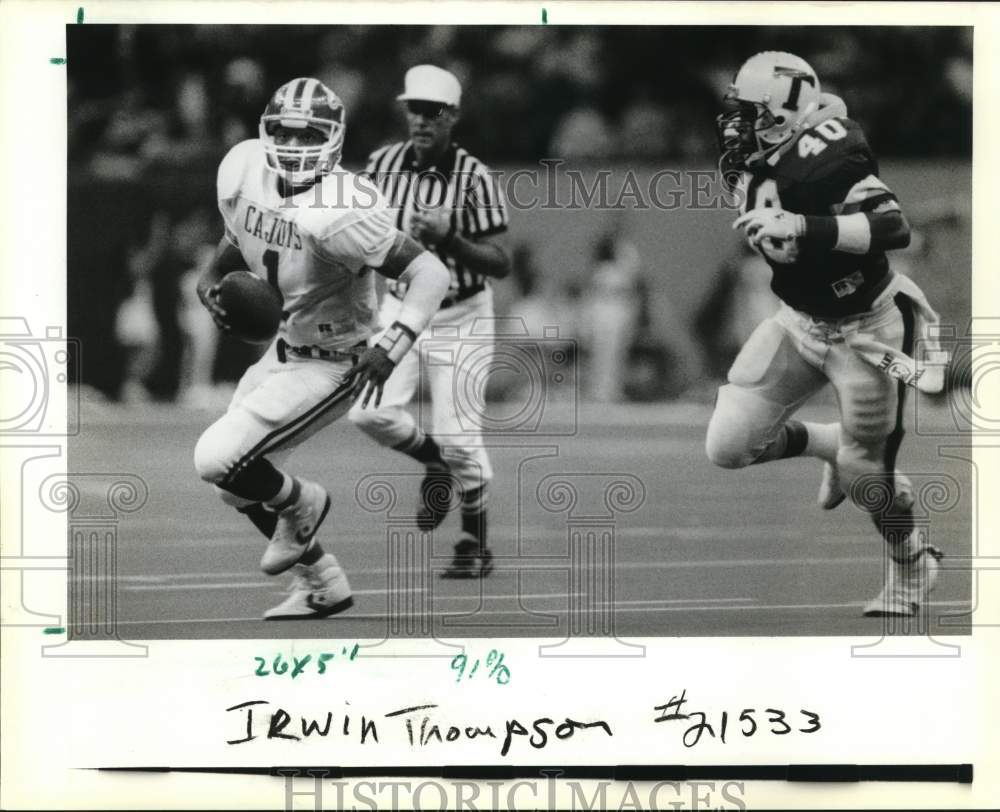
[845,274,950,394]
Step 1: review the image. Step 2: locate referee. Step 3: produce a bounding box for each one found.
[349,65,511,578]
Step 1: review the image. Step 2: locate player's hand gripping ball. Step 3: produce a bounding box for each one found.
[212,271,284,344]
[733,207,803,265]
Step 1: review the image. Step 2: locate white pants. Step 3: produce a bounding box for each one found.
[349,289,494,492]
[705,284,916,506]
[194,339,355,501]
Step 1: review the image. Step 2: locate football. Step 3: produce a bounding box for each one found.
[216,271,284,344]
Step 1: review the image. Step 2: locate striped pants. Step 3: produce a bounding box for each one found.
[194,339,355,499]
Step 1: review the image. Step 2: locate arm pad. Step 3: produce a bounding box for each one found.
[796,209,908,255]
[394,250,451,335]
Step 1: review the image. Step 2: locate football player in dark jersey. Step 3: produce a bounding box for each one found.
[705,51,947,617]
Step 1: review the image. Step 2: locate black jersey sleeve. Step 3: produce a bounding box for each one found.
[775,118,889,216]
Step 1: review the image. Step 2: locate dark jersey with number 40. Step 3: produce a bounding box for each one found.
[740,116,899,318]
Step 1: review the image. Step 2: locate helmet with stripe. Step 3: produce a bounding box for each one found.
[259,77,345,185]
[716,52,820,172]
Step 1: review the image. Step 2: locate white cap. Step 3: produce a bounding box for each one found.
[396,65,461,107]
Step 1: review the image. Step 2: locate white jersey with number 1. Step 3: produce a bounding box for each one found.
[217,139,399,351]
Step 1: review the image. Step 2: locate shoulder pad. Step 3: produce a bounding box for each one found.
[217,139,263,202]
[774,118,874,183]
[297,168,391,236]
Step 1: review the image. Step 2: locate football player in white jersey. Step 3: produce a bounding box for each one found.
[194,78,450,620]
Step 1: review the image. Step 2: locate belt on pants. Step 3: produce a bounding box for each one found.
[276,338,365,363]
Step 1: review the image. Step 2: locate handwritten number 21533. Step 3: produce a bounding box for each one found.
[654,692,821,748]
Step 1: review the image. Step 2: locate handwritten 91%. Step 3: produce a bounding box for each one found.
[451,649,510,685]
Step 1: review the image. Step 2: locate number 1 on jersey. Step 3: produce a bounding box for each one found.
[263,248,280,290]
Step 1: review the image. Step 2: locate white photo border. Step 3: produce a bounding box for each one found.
[1,1,997,809]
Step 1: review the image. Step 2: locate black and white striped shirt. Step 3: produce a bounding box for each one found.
[366,141,509,301]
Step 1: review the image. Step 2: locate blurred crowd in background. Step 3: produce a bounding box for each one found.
[67,25,973,406]
[70,25,971,171]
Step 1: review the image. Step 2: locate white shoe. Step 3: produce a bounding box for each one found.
[862,545,943,617]
[261,478,331,575]
[817,464,914,511]
[264,553,353,620]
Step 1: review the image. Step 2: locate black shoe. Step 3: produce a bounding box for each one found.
[440,533,494,579]
[416,463,457,531]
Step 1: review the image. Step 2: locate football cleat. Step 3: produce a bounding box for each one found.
[439,532,494,579]
[416,462,457,531]
[818,464,914,511]
[264,553,353,620]
[261,478,331,575]
[862,545,943,617]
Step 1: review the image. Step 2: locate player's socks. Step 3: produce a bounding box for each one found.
[393,427,446,466]
[442,492,494,579]
[221,456,286,503]
[752,420,808,464]
[777,420,810,459]
[265,474,297,511]
[802,421,839,462]
[754,420,837,465]
[238,503,278,539]
[299,539,325,566]
[460,485,488,547]
[874,506,919,563]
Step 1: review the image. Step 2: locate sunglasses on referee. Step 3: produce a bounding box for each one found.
[405,100,453,119]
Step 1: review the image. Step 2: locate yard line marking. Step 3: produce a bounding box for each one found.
[109,598,972,626]
[105,555,914,583]
[122,524,879,543]
[119,582,756,603]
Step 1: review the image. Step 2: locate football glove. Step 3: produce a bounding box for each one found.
[197,283,232,332]
[344,345,396,409]
[346,321,419,408]
[733,207,804,246]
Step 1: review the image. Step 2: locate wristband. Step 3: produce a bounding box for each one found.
[376,321,418,364]
[800,214,871,254]
[800,215,838,250]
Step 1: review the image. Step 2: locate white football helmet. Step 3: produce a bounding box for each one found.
[259,77,345,185]
[716,51,821,171]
